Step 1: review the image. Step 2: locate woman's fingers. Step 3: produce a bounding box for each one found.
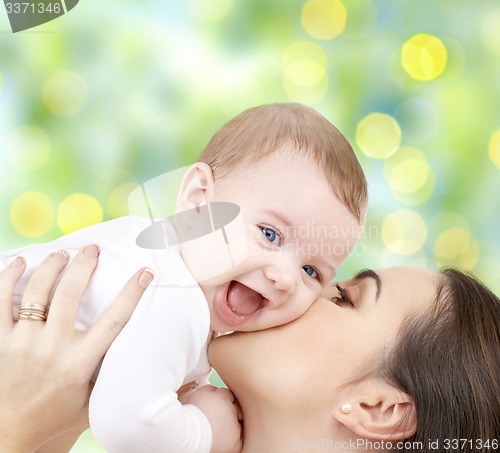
[0,247,152,451]
[47,245,100,329]
[84,267,154,364]
[0,257,26,329]
[20,251,68,313]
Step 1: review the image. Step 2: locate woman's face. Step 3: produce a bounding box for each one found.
[209,266,440,413]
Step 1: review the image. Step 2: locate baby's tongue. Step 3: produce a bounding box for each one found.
[227,281,263,315]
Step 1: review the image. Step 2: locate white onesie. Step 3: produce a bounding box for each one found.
[0,215,213,453]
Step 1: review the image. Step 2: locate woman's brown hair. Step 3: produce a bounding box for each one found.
[384,268,500,452]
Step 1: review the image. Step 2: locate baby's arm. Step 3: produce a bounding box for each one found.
[0,216,143,324]
[185,385,243,453]
[89,282,214,453]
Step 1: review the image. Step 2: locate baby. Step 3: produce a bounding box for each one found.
[1,103,367,452]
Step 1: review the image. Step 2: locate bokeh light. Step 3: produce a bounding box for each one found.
[381,209,427,255]
[10,192,54,238]
[458,239,479,270]
[434,228,470,259]
[401,33,448,81]
[5,126,51,172]
[434,228,479,270]
[383,147,436,205]
[301,0,347,40]
[356,113,402,159]
[387,156,428,193]
[285,60,326,88]
[57,194,103,234]
[283,41,329,103]
[488,129,500,169]
[427,212,479,269]
[42,70,88,116]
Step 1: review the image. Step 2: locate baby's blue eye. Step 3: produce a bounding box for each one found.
[261,226,281,245]
[302,265,319,280]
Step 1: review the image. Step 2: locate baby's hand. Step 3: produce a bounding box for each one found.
[185,385,242,453]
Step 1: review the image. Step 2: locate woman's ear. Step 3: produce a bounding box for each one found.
[176,162,215,211]
[333,380,417,441]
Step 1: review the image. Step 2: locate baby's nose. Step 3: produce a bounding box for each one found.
[264,265,296,294]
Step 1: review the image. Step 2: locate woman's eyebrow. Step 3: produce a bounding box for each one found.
[354,268,382,299]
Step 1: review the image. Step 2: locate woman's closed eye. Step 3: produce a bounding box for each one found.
[260,225,283,246]
[333,283,354,307]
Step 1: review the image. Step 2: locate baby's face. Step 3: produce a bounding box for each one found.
[183,148,363,333]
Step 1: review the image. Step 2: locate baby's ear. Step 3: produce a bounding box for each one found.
[333,379,417,442]
[176,162,215,211]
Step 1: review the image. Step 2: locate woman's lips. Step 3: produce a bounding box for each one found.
[218,281,266,325]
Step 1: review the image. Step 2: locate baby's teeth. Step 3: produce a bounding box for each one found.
[230,305,243,316]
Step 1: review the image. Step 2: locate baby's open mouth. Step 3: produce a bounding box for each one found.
[226,281,266,316]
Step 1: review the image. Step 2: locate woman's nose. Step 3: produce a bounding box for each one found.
[320,282,337,300]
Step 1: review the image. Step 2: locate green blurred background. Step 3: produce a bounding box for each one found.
[1,0,499,451]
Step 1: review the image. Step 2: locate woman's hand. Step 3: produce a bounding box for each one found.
[0,245,154,453]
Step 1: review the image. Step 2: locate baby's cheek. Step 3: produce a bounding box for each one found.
[295,291,318,318]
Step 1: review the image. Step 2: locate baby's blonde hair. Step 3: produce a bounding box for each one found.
[197,103,368,223]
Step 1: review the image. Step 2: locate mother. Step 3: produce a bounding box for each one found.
[209,266,500,452]
[1,255,499,452]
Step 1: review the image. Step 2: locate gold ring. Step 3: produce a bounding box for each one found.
[19,303,47,313]
[18,312,47,321]
[18,303,47,321]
